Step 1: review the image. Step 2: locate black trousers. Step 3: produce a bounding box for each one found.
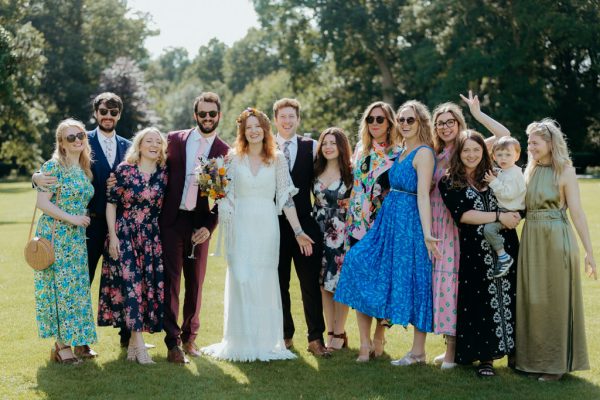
[277,217,325,343]
[86,214,130,343]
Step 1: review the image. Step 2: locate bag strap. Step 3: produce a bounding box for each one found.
[28,187,61,244]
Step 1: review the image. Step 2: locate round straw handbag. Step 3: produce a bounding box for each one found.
[24,189,60,271]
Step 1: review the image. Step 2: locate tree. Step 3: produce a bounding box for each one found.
[97,57,159,137]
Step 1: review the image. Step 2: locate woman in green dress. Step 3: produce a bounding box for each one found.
[516,118,597,381]
[34,118,97,364]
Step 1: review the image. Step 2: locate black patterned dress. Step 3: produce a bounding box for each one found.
[439,178,518,364]
[312,178,350,293]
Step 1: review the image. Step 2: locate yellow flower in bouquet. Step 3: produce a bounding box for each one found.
[194,156,229,200]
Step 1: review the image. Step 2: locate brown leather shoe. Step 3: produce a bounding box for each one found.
[74,345,98,359]
[284,338,293,350]
[167,346,190,364]
[307,339,332,358]
[182,341,201,357]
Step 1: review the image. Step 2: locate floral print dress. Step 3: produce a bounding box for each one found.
[312,178,350,293]
[34,160,97,345]
[98,163,167,333]
[345,141,399,248]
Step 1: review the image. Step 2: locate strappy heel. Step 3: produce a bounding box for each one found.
[390,351,426,366]
[127,344,155,365]
[372,338,386,358]
[356,342,373,363]
[328,332,348,351]
[51,343,81,364]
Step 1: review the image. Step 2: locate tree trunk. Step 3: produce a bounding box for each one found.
[371,51,396,107]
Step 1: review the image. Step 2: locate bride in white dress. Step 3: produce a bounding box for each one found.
[201,108,315,362]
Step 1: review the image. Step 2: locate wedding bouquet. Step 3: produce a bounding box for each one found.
[195,156,228,199]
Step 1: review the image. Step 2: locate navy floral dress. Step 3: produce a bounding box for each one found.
[98,163,167,333]
[335,147,434,331]
[312,178,350,293]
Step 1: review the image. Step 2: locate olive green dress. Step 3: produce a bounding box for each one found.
[516,165,589,374]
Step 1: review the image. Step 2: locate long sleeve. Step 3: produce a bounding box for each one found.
[274,152,299,214]
[214,154,237,261]
[488,166,526,211]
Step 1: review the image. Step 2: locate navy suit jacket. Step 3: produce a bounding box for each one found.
[88,128,131,216]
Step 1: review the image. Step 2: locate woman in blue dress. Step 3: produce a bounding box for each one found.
[335,100,440,364]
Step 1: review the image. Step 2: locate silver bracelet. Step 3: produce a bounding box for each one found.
[293,226,304,237]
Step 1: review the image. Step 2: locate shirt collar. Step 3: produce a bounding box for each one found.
[276,134,297,147]
[97,128,116,141]
[191,128,217,146]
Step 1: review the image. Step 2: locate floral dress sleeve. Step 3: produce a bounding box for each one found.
[106,163,128,205]
[274,151,299,215]
[36,160,61,194]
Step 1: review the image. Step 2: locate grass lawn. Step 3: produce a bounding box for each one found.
[0,180,599,400]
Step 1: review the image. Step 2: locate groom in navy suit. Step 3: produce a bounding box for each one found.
[33,92,132,351]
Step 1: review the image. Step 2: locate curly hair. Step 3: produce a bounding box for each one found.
[524,118,572,184]
[52,118,93,180]
[314,127,353,188]
[234,107,276,163]
[445,130,493,191]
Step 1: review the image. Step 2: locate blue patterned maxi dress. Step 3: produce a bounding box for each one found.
[334,146,434,332]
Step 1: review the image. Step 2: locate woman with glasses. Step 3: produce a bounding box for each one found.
[33,118,97,364]
[430,91,510,369]
[515,120,596,381]
[98,127,168,364]
[334,101,400,362]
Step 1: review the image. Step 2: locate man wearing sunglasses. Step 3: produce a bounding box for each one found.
[33,92,132,352]
[159,92,230,364]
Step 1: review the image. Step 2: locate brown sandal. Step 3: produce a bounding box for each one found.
[74,345,98,359]
[328,332,348,351]
[51,343,81,364]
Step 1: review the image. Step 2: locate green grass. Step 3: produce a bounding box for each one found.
[1,180,599,400]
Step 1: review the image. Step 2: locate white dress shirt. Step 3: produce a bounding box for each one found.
[180,129,217,210]
[98,130,117,167]
[275,134,318,169]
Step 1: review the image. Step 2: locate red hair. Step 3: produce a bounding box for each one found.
[234,108,276,163]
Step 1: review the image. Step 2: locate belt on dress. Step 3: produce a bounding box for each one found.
[526,208,567,221]
[390,188,417,196]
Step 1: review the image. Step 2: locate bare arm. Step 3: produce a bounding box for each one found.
[106,203,120,259]
[32,171,58,189]
[414,148,441,259]
[563,167,597,279]
[460,90,510,148]
[460,209,520,229]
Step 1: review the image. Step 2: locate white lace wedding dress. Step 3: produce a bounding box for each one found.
[201,152,298,362]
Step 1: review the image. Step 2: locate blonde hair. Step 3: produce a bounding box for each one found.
[52,118,93,179]
[524,118,572,184]
[432,102,467,154]
[492,136,521,155]
[124,127,167,167]
[273,98,301,119]
[396,100,434,148]
[359,101,399,157]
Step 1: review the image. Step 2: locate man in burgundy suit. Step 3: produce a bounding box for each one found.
[160,92,230,364]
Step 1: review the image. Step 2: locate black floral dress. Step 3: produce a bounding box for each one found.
[439,178,518,364]
[312,178,350,293]
[98,163,168,333]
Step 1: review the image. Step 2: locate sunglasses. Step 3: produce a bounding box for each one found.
[397,117,416,125]
[435,118,457,129]
[366,116,386,124]
[98,108,120,117]
[197,110,218,118]
[65,132,86,143]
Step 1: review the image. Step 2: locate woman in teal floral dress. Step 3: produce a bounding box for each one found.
[34,118,97,363]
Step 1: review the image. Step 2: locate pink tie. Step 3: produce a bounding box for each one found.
[184,138,207,210]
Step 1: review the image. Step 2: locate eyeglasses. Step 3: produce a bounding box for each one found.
[197,110,218,118]
[366,116,386,124]
[397,117,416,125]
[435,118,457,129]
[98,108,120,117]
[65,132,86,143]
